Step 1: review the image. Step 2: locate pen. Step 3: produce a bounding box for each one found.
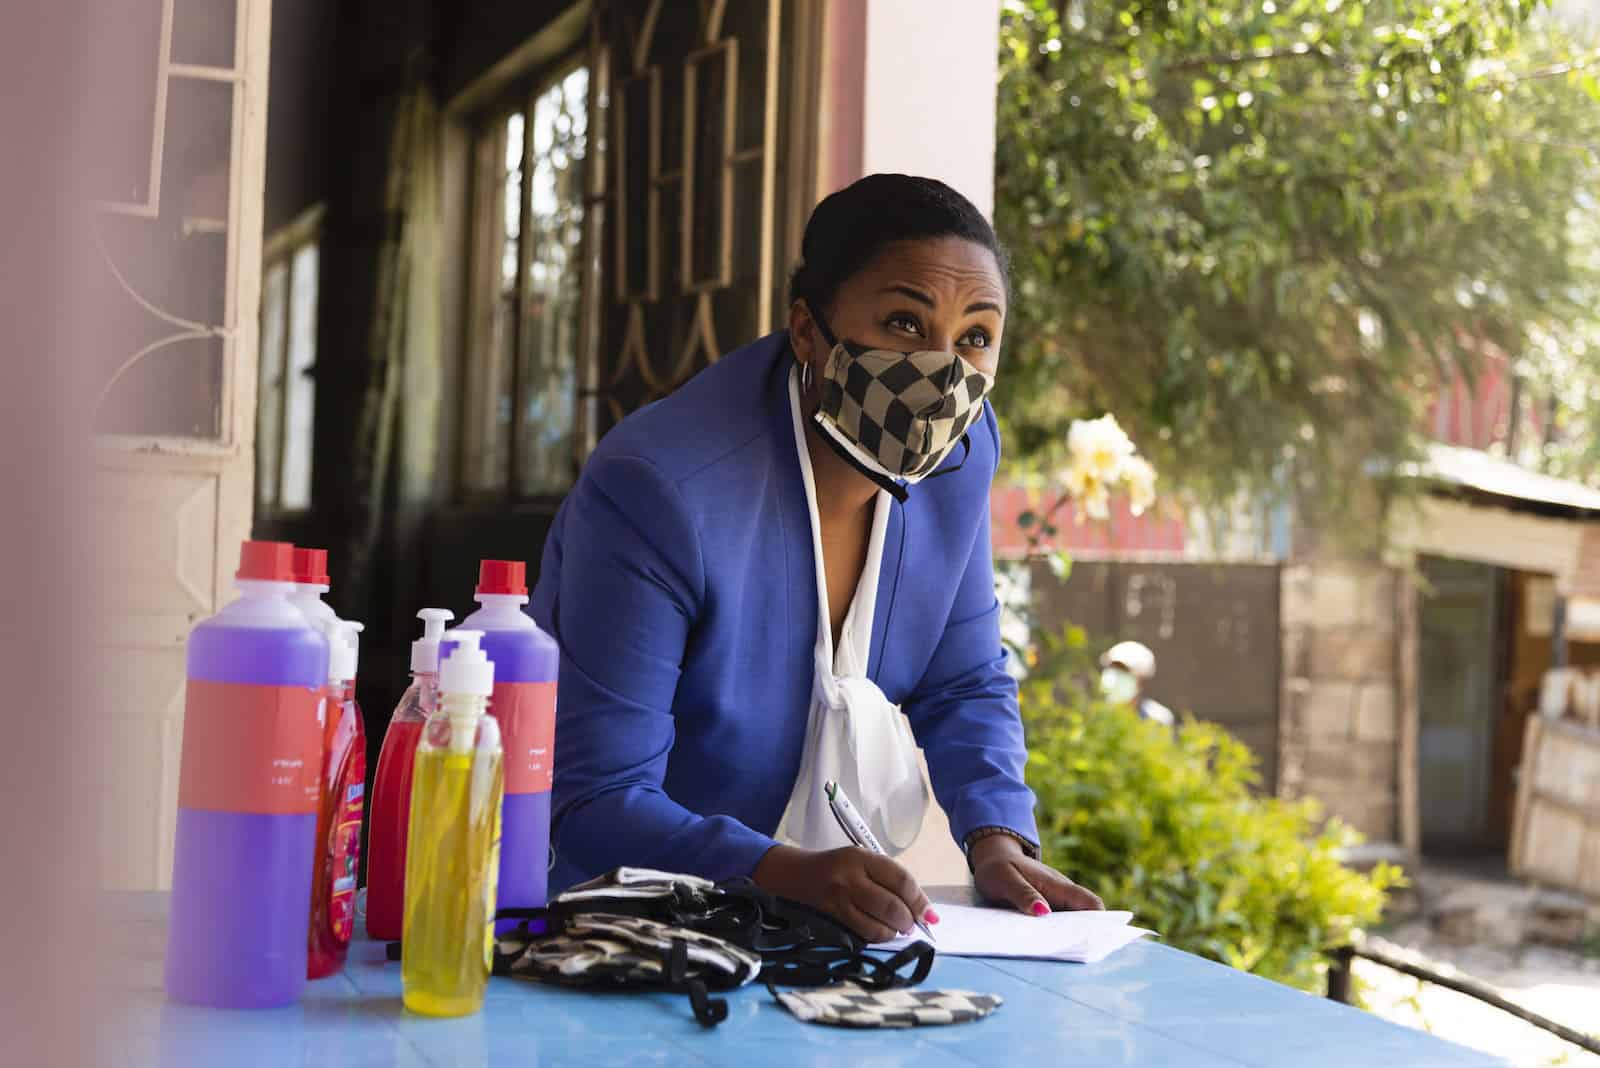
[824,780,937,943]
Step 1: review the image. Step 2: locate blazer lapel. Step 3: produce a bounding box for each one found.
[769,339,820,667]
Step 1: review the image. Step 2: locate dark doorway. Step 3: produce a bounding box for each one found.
[1418,556,1505,853]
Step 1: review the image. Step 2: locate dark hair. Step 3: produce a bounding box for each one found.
[787,173,1010,314]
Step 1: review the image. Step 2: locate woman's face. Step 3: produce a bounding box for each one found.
[790,235,1007,381]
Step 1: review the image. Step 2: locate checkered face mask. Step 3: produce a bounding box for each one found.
[807,311,995,501]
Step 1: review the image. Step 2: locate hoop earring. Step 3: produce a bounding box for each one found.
[799,359,814,394]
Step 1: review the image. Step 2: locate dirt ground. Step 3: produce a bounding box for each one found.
[1355,919,1600,1068]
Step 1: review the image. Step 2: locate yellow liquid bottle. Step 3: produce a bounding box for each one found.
[402,630,504,1017]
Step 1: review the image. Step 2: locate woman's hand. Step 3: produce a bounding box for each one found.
[970,833,1104,915]
[753,844,938,943]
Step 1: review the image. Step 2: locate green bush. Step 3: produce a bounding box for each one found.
[1021,629,1401,993]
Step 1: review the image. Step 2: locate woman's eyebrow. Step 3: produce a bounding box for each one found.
[965,300,1003,315]
[882,284,934,307]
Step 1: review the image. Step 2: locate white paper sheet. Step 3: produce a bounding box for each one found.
[873,904,1154,963]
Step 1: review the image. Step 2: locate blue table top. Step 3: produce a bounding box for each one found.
[109,894,1508,1068]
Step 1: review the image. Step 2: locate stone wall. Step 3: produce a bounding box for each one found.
[1280,561,1403,841]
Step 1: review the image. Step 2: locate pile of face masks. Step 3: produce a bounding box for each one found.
[491,868,954,1028]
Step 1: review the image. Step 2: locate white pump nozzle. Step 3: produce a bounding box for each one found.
[439,629,495,698]
[439,629,494,755]
[321,619,364,684]
[348,620,365,679]
[410,608,456,673]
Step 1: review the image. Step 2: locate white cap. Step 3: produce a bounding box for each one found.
[410,608,456,673]
[1101,640,1156,680]
[440,629,495,697]
[322,619,364,684]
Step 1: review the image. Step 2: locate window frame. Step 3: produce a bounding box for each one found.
[256,202,323,517]
[456,49,592,509]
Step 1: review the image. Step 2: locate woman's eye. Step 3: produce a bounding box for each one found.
[886,314,923,336]
[962,329,991,349]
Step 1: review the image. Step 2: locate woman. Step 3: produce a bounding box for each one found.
[531,174,1103,942]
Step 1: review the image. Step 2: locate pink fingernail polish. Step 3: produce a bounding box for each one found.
[924,908,940,925]
[1031,901,1049,916]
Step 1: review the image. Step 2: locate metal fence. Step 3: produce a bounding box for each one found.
[1326,937,1600,1057]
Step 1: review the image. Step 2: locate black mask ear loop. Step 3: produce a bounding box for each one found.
[919,435,973,481]
[808,303,841,353]
[809,425,911,504]
[791,301,829,413]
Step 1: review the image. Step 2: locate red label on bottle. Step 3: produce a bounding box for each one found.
[179,679,323,814]
[491,681,556,794]
[328,753,366,945]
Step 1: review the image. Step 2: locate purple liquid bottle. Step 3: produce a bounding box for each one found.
[165,541,330,1008]
[455,560,558,932]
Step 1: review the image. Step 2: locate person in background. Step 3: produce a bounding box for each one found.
[1099,641,1174,727]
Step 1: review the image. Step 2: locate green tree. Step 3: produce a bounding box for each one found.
[994,0,1600,516]
[1518,201,1600,485]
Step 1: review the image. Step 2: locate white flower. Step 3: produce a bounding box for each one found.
[1068,414,1137,483]
[1064,459,1097,499]
[1062,413,1156,522]
[1066,462,1112,520]
[1123,455,1157,516]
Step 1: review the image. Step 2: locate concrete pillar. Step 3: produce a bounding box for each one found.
[820,0,1002,216]
[1280,560,1404,842]
[816,1,1004,885]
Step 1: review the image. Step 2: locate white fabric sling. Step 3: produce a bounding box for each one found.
[775,366,929,855]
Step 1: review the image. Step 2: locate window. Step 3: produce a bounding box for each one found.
[461,62,590,499]
[257,205,321,513]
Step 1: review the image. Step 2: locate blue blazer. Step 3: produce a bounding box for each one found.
[531,331,1038,892]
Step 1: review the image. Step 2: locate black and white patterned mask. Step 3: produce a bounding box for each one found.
[489,868,937,1028]
[775,983,1004,1029]
[805,310,995,502]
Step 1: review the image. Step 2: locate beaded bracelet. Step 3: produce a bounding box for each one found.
[963,826,1041,871]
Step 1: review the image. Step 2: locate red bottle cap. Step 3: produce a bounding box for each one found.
[292,546,331,586]
[477,559,528,596]
[236,541,298,582]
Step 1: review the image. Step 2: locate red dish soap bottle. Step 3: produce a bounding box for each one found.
[308,618,367,979]
[365,607,454,942]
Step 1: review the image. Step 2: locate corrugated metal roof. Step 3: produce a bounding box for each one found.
[1413,443,1600,514]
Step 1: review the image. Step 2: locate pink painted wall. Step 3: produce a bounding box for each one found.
[990,484,1188,558]
[818,0,866,198]
[1425,346,1542,452]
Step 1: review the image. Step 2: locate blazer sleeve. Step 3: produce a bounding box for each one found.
[541,452,779,882]
[901,407,1040,849]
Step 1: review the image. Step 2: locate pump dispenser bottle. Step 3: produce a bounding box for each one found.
[402,630,504,1017]
[366,608,454,942]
